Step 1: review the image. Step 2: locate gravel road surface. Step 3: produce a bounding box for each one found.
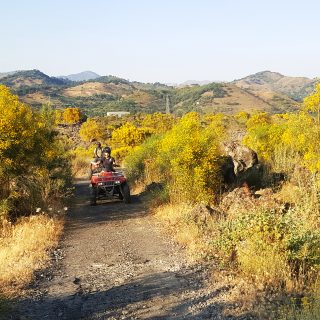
[7,181,256,320]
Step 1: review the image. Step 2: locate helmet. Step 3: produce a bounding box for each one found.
[104,146,111,154]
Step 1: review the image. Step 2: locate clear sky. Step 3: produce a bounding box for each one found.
[1,0,319,83]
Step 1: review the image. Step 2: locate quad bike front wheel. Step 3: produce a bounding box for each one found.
[90,185,97,205]
[120,182,131,203]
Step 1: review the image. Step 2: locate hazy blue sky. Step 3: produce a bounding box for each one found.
[1,0,319,83]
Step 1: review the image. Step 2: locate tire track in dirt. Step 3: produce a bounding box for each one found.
[8,181,255,320]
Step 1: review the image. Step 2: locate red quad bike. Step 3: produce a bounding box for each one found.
[90,169,131,206]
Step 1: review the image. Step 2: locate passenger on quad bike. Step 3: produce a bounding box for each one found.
[94,142,103,161]
[90,142,103,177]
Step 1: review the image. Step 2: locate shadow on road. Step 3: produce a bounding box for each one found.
[66,181,148,231]
[12,270,255,320]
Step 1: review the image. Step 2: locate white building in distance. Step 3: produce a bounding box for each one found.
[106,111,130,117]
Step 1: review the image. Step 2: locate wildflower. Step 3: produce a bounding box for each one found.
[36,208,41,213]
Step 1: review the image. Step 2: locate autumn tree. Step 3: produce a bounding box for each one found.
[79,118,110,143]
[0,85,72,218]
[111,122,149,148]
[125,112,225,203]
[62,107,83,125]
[304,83,320,123]
[140,113,176,134]
[0,85,50,173]
[54,109,64,125]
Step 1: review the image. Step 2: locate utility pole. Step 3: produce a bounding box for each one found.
[166,94,170,114]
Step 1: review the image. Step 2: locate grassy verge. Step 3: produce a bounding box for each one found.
[154,203,218,261]
[0,215,64,297]
[152,179,320,318]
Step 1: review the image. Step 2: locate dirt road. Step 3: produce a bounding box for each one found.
[8,181,255,320]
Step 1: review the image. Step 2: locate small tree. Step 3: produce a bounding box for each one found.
[111,122,149,148]
[62,107,83,125]
[304,83,320,123]
[79,118,109,143]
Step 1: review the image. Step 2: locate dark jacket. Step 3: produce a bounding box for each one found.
[102,156,116,172]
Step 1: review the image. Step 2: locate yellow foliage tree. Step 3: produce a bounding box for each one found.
[304,83,320,123]
[62,107,82,125]
[243,111,320,173]
[125,112,225,203]
[79,118,109,143]
[158,112,224,202]
[0,85,49,173]
[140,113,176,134]
[111,122,149,148]
[0,86,73,218]
[54,109,64,125]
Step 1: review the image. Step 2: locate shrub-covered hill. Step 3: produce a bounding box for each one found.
[0,69,302,116]
[233,70,318,101]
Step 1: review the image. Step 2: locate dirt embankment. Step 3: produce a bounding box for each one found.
[6,181,256,320]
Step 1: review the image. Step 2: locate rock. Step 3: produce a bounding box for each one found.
[224,142,258,175]
[73,277,81,285]
[223,142,264,188]
[220,156,236,184]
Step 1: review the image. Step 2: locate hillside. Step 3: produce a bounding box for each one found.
[193,83,299,114]
[233,70,317,101]
[0,69,67,88]
[0,71,20,79]
[0,69,302,116]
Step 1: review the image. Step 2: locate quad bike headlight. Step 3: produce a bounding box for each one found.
[115,180,121,184]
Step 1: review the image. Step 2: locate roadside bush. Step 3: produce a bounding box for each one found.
[213,187,320,289]
[125,134,162,185]
[70,146,94,178]
[0,86,72,219]
[0,87,72,299]
[125,112,227,203]
[244,112,320,174]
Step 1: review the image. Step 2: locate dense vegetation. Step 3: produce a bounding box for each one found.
[0,86,72,297]
[0,85,72,219]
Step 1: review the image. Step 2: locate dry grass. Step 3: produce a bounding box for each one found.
[63,82,132,97]
[0,215,63,296]
[203,84,276,114]
[154,203,216,260]
[237,237,293,290]
[72,157,91,179]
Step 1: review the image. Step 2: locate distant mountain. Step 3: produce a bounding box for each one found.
[0,69,302,116]
[233,71,317,101]
[60,71,101,82]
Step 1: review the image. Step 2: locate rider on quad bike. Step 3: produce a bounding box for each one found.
[101,146,116,172]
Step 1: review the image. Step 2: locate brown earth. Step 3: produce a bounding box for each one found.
[6,181,256,320]
[63,82,133,97]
